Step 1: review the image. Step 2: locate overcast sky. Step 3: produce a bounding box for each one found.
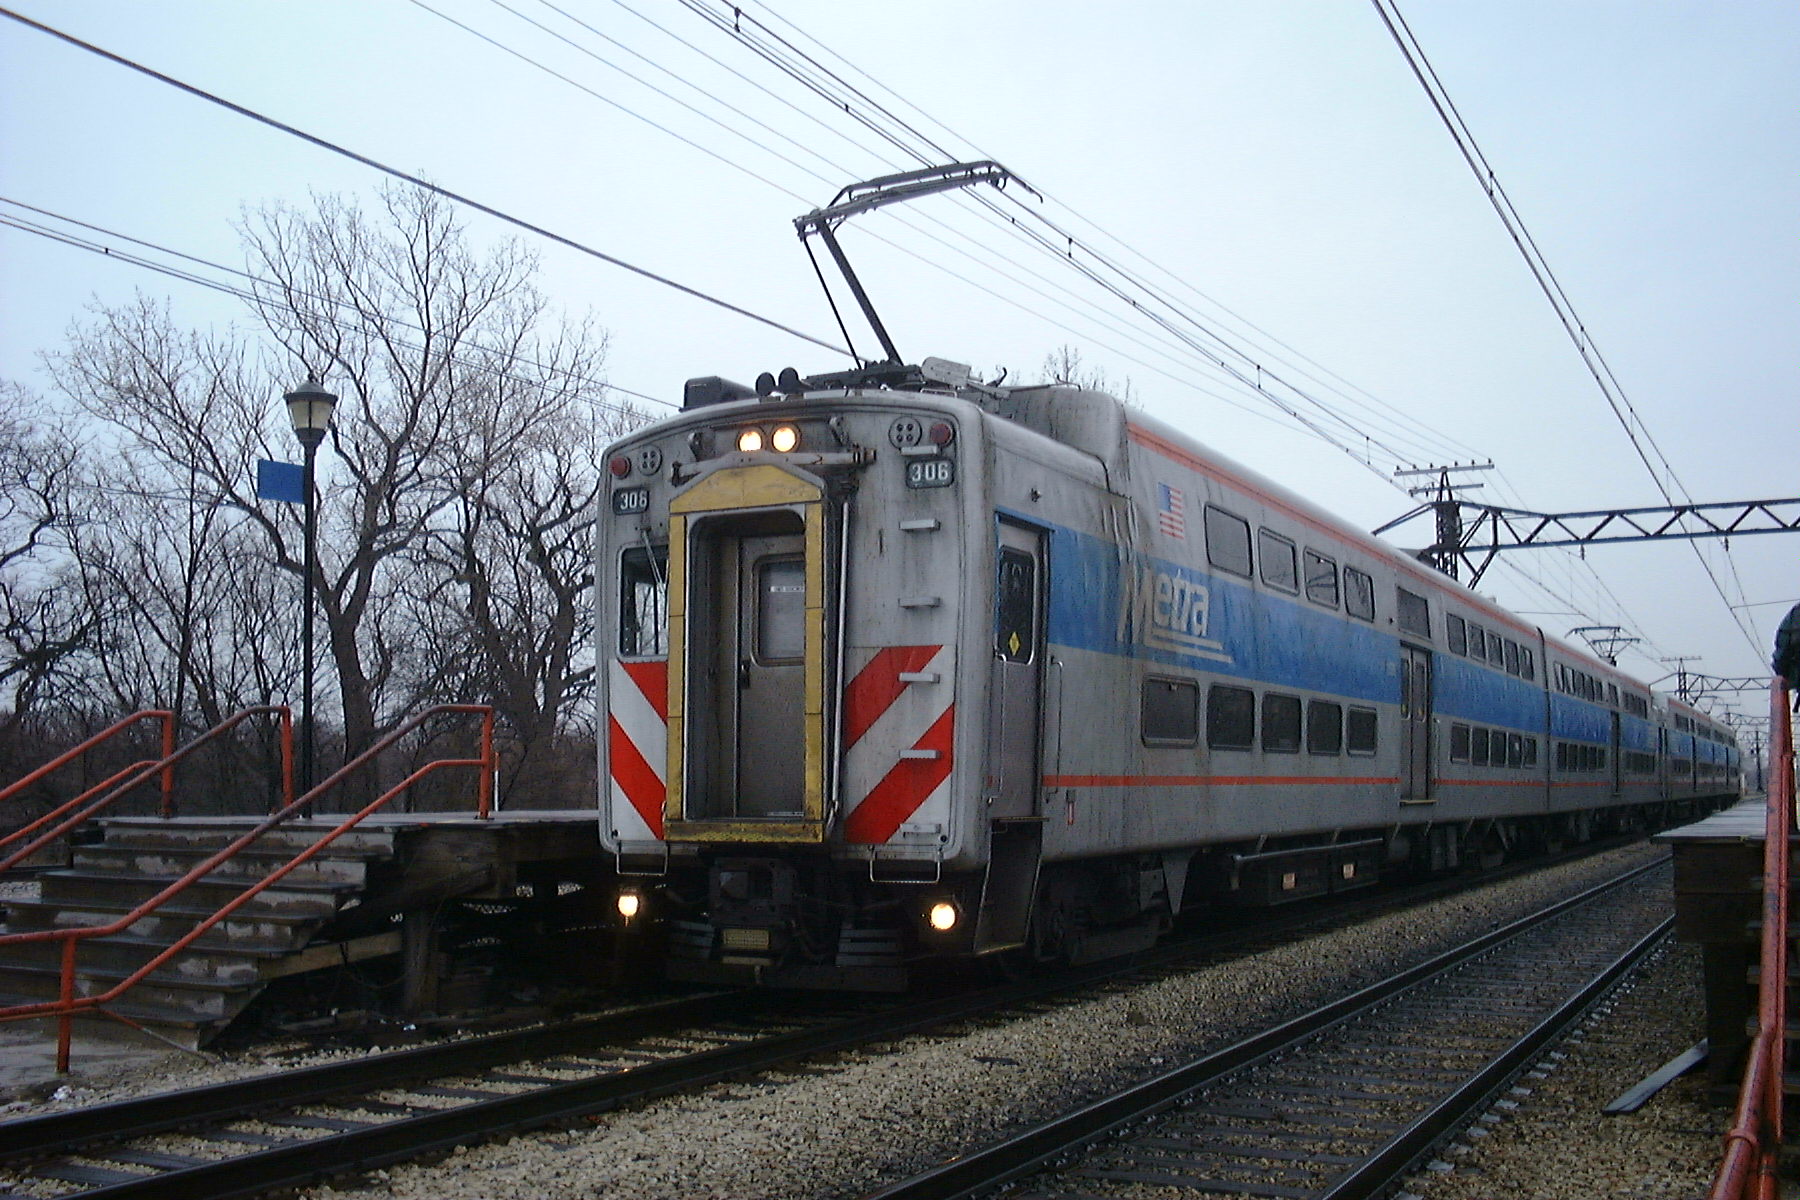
[2,1,1795,719]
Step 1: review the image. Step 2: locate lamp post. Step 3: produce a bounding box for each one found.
[285,375,337,804]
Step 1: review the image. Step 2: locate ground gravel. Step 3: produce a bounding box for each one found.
[287,843,1730,1200]
[0,844,1736,1199]
[1398,937,1723,1200]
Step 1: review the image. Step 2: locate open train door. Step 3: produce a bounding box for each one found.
[1400,645,1434,802]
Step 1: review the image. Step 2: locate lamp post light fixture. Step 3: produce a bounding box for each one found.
[284,375,337,804]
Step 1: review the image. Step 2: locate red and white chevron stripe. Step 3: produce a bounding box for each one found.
[606,645,954,846]
[841,644,955,845]
[607,659,667,840]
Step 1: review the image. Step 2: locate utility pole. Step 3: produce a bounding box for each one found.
[1390,463,1494,580]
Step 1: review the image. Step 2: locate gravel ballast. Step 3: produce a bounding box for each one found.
[0,844,1738,1199]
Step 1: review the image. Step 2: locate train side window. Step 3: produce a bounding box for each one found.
[619,545,669,657]
[1508,733,1524,768]
[1449,723,1470,762]
[1261,693,1302,753]
[1504,640,1520,676]
[1397,588,1430,638]
[1141,677,1199,747]
[1345,707,1378,755]
[1471,727,1490,766]
[1521,647,1535,681]
[1258,529,1299,593]
[1204,506,1253,577]
[1303,550,1339,608]
[1486,631,1504,663]
[1207,685,1256,750]
[995,548,1036,664]
[1467,623,1486,662]
[1306,700,1343,755]
[1447,614,1468,656]
[1524,737,1538,767]
[1344,566,1375,621]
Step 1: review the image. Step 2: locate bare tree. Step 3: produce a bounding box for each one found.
[0,388,92,733]
[1040,344,1139,406]
[45,183,632,804]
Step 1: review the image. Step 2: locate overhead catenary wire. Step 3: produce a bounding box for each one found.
[0,4,852,361]
[0,199,674,417]
[1368,0,1762,662]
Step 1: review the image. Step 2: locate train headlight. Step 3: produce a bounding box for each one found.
[927,900,960,933]
[617,890,643,921]
[770,423,801,453]
[736,428,765,453]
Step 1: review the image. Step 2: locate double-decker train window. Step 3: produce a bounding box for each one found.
[1303,550,1339,608]
[1486,631,1504,663]
[1207,685,1255,750]
[1344,567,1375,621]
[1261,693,1302,753]
[1471,727,1490,766]
[1467,622,1486,661]
[1141,677,1200,747]
[1397,588,1430,638]
[1306,700,1343,755]
[1258,529,1299,593]
[1204,506,1253,577]
[619,545,669,657]
[1504,640,1521,676]
[1447,614,1468,656]
[1521,647,1535,680]
[1345,707,1378,755]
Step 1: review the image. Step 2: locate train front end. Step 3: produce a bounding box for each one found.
[597,363,985,989]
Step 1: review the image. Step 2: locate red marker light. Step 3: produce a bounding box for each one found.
[609,455,632,478]
[928,422,955,446]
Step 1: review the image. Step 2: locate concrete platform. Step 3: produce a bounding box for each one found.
[1654,794,1791,1085]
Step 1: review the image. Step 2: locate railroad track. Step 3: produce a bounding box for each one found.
[0,845,1656,1200]
[861,856,1673,1200]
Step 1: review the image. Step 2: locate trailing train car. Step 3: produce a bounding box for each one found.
[597,358,1738,988]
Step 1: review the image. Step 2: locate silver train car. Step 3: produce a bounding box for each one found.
[597,358,1740,988]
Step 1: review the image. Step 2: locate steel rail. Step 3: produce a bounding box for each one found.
[0,847,1668,1198]
[861,856,1671,1200]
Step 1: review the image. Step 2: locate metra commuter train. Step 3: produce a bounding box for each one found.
[597,357,1739,988]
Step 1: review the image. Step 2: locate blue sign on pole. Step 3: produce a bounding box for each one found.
[256,459,305,504]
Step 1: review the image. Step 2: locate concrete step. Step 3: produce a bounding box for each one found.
[0,960,254,1023]
[0,931,281,988]
[35,870,356,921]
[94,816,398,858]
[72,844,379,888]
[3,897,326,952]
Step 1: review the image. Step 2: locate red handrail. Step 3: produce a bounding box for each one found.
[0,703,493,1071]
[0,707,294,875]
[0,710,176,833]
[1709,675,1793,1200]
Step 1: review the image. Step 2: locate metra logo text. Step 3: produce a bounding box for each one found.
[1117,563,1233,663]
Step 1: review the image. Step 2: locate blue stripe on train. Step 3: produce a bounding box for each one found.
[1027,515,1625,738]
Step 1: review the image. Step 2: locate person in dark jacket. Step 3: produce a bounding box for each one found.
[1774,602,1800,685]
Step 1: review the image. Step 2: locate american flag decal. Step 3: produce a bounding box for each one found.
[1156,482,1186,539]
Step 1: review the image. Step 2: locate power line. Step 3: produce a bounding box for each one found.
[1369,0,1762,660]
[0,4,851,360]
[0,198,675,416]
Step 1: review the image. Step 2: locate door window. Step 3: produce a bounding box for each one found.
[755,557,806,662]
[995,548,1037,663]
